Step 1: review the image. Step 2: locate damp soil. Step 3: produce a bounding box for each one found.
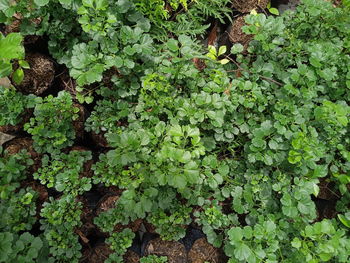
[13,52,55,95]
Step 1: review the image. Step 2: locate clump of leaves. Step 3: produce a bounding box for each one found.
[140,255,168,263]
[40,196,82,263]
[0,86,37,126]
[24,91,79,154]
[147,203,192,241]
[0,188,38,233]
[34,150,92,196]
[0,148,33,199]
[0,232,44,263]
[0,32,29,83]
[105,228,135,263]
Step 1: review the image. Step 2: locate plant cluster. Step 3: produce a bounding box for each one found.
[0,86,37,126]
[1,0,350,262]
[24,91,79,154]
[0,32,29,84]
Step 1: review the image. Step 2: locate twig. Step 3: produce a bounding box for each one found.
[225,55,284,86]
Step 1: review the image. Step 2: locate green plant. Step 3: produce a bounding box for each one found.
[0,86,37,126]
[147,203,192,241]
[0,188,38,233]
[140,255,168,263]
[291,220,350,262]
[195,200,236,247]
[225,219,280,263]
[206,45,230,65]
[0,232,45,263]
[0,32,29,83]
[34,150,92,196]
[24,91,79,154]
[105,228,135,263]
[40,196,82,263]
[0,148,33,199]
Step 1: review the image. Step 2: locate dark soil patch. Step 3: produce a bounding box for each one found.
[227,15,252,49]
[232,0,269,13]
[124,250,141,263]
[86,243,113,263]
[90,131,110,148]
[188,237,226,263]
[144,238,187,263]
[95,194,120,215]
[13,53,55,95]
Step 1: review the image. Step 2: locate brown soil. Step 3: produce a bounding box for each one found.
[188,238,226,263]
[13,53,55,95]
[144,238,187,263]
[4,137,41,173]
[95,194,120,215]
[317,178,338,200]
[124,250,141,263]
[143,221,157,234]
[91,131,110,148]
[227,16,252,50]
[73,104,87,140]
[232,0,269,13]
[0,108,33,135]
[114,219,143,233]
[58,69,76,97]
[82,246,140,263]
[86,244,113,263]
[77,196,99,243]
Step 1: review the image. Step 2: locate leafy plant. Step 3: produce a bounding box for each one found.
[0,232,45,263]
[140,255,168,263]
[24,91,79,154]
[105,228,135,263]
[0,32,29,83]
[0,188,38,233]
[0,149,33,199]
[291,220,350,262]
[40,196,82,263]
[0,86,37,126]
[147,203,192,241]
[34,150,92,196]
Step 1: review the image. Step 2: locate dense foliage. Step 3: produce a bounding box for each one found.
[0,0,350,262]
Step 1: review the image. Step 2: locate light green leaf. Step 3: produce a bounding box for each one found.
[12,68,24,84]
[235,243,253,261]
[34,0,50,6]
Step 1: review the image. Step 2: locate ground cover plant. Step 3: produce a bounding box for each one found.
[0,0,350,262]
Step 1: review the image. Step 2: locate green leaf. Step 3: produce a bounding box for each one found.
[219,58,230,65]
[269,7,279,16]
[231,44,244,54]
[0,232,13,262]
[208,45,217,56]
[235,243,253,261]
[34,0,50,7]
[167,39,179,52]
[169,125,183,137]
[59,0,72,4]
[12,68,24,84]
[228,227,243,242]
[218,45,227,56]
[291,237,301,249]
[338,214,350,228]
[0,33,24,59]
